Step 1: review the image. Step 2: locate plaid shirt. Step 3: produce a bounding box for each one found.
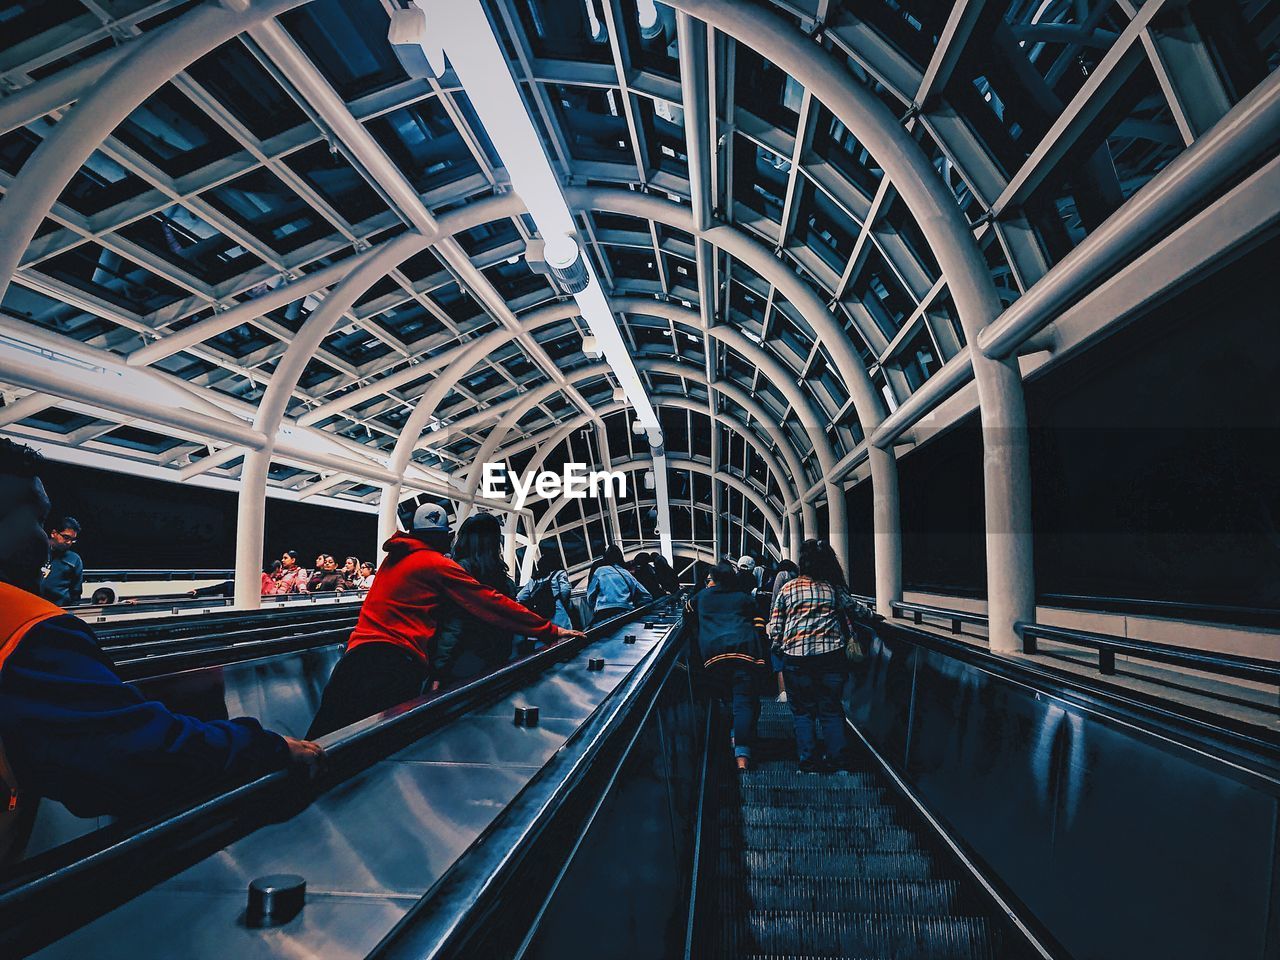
[767,575,870,657]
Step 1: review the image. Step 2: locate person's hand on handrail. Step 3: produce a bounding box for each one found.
[282,736,326,780]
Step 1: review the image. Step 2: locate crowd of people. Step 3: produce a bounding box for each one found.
[688,543,875,776]
[261,552,374,596]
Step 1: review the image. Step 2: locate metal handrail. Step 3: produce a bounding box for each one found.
[1020,622,1280,685]
[367,609,687,959]
[0,599,672,956]
[891,600,987,634]
[883,599,1280,689]
[83,570,236,582]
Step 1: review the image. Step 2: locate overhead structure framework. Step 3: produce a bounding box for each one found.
[0,0,1276,635]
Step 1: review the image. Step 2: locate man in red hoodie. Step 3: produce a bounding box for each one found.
[306,503,583,737]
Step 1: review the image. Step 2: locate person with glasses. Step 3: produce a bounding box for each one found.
[40,516,82,606]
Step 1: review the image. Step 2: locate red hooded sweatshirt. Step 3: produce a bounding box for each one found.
[347,531,562,665]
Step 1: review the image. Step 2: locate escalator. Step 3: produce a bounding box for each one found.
[0,600,685,958]
[369,616,1278,960]
[702,699,1019,960]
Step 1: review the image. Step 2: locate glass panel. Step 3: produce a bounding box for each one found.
[0,126,150,215]
[366,98,484,195]
[117,205,264,285]
[734,45,800,136]
[515,0,612,64]
[1024,61,1183,265]
[623,0,679,78]
[280,0,409,100]
[810,106,883,196]
[186,40,308,140]
[38,242,188,314]
[547,84,634,164]
[284,142,387,225]
[113,84,240,177]
[732,135,789,223]
[795,187,859,271]
[203,167,336,254]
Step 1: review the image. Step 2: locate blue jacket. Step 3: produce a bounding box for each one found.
[0,615,288,820]
[517,570,574,630]
[587,565,652,616]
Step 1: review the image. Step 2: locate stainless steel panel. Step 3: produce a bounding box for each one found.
[34,617,671,960]
[852,627,1280,960]
[35,888,411,960]
[168,760,532,897]
[389,714,580,767]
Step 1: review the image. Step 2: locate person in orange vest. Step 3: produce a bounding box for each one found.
[0,438,323,863]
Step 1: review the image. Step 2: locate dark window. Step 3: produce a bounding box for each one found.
[113,84,240,177]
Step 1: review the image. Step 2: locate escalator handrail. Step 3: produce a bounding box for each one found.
[1019,621,1280,685]
[104,612,359,658]
[0,599,672,950]
[94,603,363,646]
[877,620,1280,781]
[367,604,687,960]
[879,598,1280,689]
[112,626,353,680]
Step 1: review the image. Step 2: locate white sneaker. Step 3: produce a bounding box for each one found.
[776,691,788,704]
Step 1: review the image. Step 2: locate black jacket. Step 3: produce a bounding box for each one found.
[692,584,766,670]
[40,551,83,605]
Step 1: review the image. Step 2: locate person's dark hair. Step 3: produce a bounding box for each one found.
[709,560,738,587]
[798,539,847,588]
[359,561,374,574]
[632,551,650,565]
[590,543,627,578]
[50,516,80,535]
[453,513,508,587]
[535,552,564,578]
[777,559,798,574]
[283,550,299,562]
[0,437,42,479]
[264,560,281,575]
[344,556,359,568]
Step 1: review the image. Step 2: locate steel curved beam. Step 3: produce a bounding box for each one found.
[0,0,309,310]
[664,0,1031,645]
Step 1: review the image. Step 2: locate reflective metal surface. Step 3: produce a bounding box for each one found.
[23,644,345,862]
[851,624,1280,960]
[33,613,674,960]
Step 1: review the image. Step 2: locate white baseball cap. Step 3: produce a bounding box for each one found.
[737,554,755,571]
[411,502,450,532]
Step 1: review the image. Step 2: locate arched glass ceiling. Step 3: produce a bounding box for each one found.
[0,0,1275,510]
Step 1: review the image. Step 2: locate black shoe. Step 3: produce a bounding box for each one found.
[798,759,822,775]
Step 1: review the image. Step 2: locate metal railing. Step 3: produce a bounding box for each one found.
[1020,622,1280,686]
[882,599,1280,692]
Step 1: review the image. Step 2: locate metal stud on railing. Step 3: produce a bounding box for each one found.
[246,874,305,928]
[587,657,605,671]
[513,705,539,727]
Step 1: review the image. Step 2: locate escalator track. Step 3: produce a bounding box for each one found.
[702,699,1020,959]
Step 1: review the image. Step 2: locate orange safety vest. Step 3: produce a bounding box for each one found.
[0,582,66,861]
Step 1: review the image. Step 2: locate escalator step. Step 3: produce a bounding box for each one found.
[728,803,899,829]
[725,848,939,880]
[725,876,963,914]
[727,910,995,960]
[734,785,887,807]
[735,770,880,788]
[726,823,923,852]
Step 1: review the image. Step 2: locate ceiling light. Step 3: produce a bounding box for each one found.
[405,0,672,560]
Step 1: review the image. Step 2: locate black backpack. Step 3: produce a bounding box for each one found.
[525,575,557,621]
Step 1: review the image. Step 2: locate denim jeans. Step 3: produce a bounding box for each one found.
[782,651,850,764]
[725,667,761,759]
